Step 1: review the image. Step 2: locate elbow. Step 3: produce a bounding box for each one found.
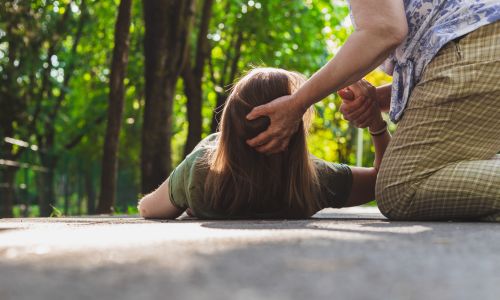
[370,167,380,178]
[369,21,408,50]
[391,23,408,46]
[137,197,151,218]
[385,22,408,48]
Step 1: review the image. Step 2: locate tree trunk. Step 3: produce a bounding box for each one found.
[77,175,82,215]
[182,67,203,156]
[97,0,133,214]
[37,125,58,217]
[182,0,214,156]
[85,169,96,215]
[35,2,87,217]
[63,175,69,215]
[39,165,56,217]
[141,0,195,194]
[1,168,16,218]
[210,30,244,133]
[0,125,16,218]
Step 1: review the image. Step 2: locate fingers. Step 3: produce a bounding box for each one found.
[360,79,377,100]
[339,79,380,128]
[255,136,288,154]
[341,94,379,127]
[338,88,354,101]
[357,80,372,99]
[341,95,373,117]
[246,104,269,121]
[245,94,299,153]
[345,81,366,99]
[341,95,366,114]
[249,128,291,154]
[344,79,376,99]
[352,99,373,120]
[246,130,273,148]
[354,104,379,128]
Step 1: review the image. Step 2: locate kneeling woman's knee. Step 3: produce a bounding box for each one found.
[375,175,415,220]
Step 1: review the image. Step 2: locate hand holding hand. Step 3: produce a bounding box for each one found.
[338,79,385,131]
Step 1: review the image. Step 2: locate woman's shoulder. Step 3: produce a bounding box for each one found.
[182,133,219,165]
[168,134,219,211]
[190,133,219,154]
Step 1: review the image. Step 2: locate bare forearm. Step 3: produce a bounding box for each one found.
[370,126,391,171]
[293,31,399,111]
[376,84,392,112]
[291,0,407,112]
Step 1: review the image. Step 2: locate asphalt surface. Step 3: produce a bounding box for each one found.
[0,207,499,300]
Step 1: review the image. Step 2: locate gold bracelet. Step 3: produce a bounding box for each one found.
[369,121,388,136]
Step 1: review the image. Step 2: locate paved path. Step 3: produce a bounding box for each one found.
[1,207,499,300]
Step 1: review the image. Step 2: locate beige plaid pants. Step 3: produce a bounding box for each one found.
[376,22,500,221]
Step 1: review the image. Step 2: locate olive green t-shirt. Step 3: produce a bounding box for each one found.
[168,133,353,218]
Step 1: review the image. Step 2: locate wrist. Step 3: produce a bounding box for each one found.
[290,92,309,116]
[369,116,385,131]
[369,119,387,136]
[375,85,392,112]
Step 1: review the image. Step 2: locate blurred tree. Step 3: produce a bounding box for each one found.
[34,0,90,216]
[97,0,133,214]
[0,0,393,216]
[182,0,214,156]
[0,0,91,216]
[0,1,52,217]
[141,0,195,194]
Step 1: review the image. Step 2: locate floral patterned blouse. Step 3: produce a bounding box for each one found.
[350,0,500,122]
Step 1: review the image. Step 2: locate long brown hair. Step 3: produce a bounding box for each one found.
[203,68,320,218]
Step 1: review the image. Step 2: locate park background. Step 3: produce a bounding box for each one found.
[0,0,391,218]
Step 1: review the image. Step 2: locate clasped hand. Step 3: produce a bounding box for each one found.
[338,79,385,131]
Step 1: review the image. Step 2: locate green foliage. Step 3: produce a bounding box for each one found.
[1,0,392,216]
[49,204,63,217]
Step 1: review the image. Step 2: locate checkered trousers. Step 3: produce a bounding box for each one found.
[375,21,500,221]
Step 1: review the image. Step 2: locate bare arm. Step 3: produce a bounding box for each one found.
[246,0,407,153]
[376,84,392,113]
[292,0,407,109]
[343,129,391,207]
[137,179,183,219]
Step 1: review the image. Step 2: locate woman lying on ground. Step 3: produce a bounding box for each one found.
[138,68,390,219]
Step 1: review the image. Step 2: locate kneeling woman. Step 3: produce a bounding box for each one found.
[138,68,390,219]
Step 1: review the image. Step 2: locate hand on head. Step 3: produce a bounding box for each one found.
[245,94,304,154]
[339,79,384,130]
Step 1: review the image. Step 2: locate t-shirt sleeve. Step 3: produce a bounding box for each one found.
[168,157,190,210]
[312,157,353,209]
[167,133,218,210]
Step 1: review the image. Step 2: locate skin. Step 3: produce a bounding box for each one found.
[137,179,183,219]
[137,81,390,218]
[245,0,407,154]
[374,84,392,113]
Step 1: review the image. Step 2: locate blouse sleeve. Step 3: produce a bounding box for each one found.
[167,156,191,210]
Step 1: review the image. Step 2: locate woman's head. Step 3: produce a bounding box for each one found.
[220,68,314,140]
[203,68,320,218]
